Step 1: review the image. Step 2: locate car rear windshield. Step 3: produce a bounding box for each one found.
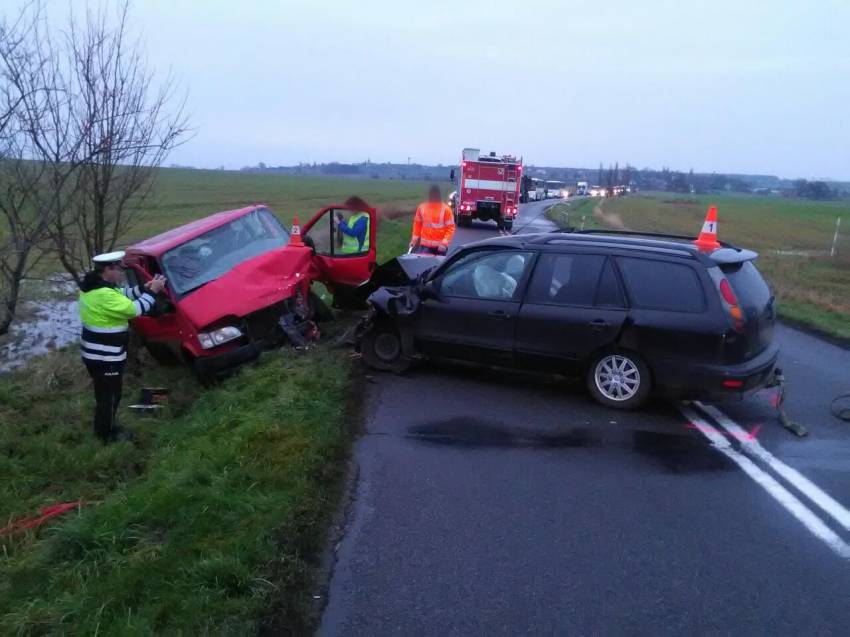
[721,261,772,310]
[162,208,289,296]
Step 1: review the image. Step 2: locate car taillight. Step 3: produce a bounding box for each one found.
[719,278,745,332]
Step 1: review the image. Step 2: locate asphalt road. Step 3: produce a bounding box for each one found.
[319,200,850,635]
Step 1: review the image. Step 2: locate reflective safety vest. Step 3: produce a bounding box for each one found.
[78,283,154,363]
[411,202,455,249]
[340,211,371,254]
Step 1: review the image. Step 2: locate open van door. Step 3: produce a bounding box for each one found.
[302,204,377,294]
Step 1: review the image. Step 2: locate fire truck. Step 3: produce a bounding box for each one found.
[455,148,522,231]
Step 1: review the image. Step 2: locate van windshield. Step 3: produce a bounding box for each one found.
[162,208,290,296]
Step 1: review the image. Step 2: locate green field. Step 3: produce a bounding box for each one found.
[551,193,850,341]
[0,170,421,633]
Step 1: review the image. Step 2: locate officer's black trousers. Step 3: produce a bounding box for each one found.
[83,359,125,442]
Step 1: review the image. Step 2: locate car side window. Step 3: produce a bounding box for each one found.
[439,250,534,300]
[307,212,334,256]
[617,257,706,312]
[525,253,605,306]
[595,259,626,308]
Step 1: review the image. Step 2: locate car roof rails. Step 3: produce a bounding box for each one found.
[558,228,739,250]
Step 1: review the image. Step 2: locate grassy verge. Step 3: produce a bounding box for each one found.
[545,198,602,230]
[1,174,417,632]
[549,193,850,341]
[1,343,353,633]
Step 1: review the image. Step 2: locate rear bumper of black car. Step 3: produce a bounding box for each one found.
[653,343,779,400]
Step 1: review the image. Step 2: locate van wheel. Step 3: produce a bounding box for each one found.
[503,220,513,232]
[457,216,471,228]
[361,323,411,373]
[144,342,179,365]
[587,350,651,410]
[184,351,216,387]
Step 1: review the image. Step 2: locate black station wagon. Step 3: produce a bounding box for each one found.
[359,230,778,409]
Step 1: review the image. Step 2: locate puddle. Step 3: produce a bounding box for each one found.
[408,416,733,473]
[0,279,79,373]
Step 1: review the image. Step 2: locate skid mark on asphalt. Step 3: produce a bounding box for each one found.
[682,403,850,560]
[406,416,732,473]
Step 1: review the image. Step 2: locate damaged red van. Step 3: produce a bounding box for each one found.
[123,203,376,380]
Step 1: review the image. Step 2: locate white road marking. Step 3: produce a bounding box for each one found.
[696,401,850,533]
[680,405,850,559]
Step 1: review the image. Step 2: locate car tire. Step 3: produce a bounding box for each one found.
[361,322,411,373]
[457,216,471,228]
[184,351,216,387]
[144,342,179,365]
[503,220,513,232]
[586,350,651,410]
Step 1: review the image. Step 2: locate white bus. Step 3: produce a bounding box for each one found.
[545,180,565,199]
[526,177,545,201]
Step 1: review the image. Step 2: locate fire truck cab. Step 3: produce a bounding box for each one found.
[455,148,522,231]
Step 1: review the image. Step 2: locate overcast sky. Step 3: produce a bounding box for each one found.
[46,0,850,179]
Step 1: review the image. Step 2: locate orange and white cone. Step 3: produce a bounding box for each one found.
[289,215,304,246]
[693,205,721,252]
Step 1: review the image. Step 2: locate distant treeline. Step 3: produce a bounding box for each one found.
[238,161,848,200]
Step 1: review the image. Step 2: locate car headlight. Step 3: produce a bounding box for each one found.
[198,326,242,349]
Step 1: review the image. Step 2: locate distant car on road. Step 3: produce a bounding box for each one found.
[124,203,376,381]
[359,230,777,409]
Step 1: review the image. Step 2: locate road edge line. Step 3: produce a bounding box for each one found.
[695,401,850,532]
[680,405,850,560]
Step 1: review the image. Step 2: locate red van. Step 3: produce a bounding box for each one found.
[123,203,376,379]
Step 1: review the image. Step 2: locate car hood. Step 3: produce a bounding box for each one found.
[176,246,314,328]
[357,253,442,296]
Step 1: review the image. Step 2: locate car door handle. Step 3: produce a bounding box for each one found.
[489,310,512,320]
[589,319,610,330]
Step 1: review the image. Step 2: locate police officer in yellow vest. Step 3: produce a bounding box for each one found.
[335,196,371,254]
[79,251,166,443]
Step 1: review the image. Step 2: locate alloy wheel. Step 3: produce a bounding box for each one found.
[594,354,641,401]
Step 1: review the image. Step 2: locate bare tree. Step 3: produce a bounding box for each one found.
[54,2,190,284]
[0,1,188,334]
[0,2,83,335]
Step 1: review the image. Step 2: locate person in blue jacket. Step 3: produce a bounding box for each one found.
[335,196,371,254]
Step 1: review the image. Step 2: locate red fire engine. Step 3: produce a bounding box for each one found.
[455,148,522,231]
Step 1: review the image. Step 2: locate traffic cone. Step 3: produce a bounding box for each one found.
[693,205,721,251]
[289,215,304,246]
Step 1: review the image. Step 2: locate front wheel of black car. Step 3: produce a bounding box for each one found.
[361,323,411,373]
[587,350,651,410]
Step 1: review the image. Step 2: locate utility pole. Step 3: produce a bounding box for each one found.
[831,217,842,257]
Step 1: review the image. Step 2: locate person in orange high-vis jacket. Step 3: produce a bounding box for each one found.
[410,185,455,255]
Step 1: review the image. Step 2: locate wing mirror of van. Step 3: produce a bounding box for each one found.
[418,280,443,302]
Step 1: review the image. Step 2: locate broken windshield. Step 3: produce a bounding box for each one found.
[162,208,290,296]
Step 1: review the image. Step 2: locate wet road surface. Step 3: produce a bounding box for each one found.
[319,201,850,635]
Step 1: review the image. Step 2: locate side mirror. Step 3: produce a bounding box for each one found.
[419,280,442,302]
[449,168,456,182]
[151,294,175,316]
[303,234,316,252]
